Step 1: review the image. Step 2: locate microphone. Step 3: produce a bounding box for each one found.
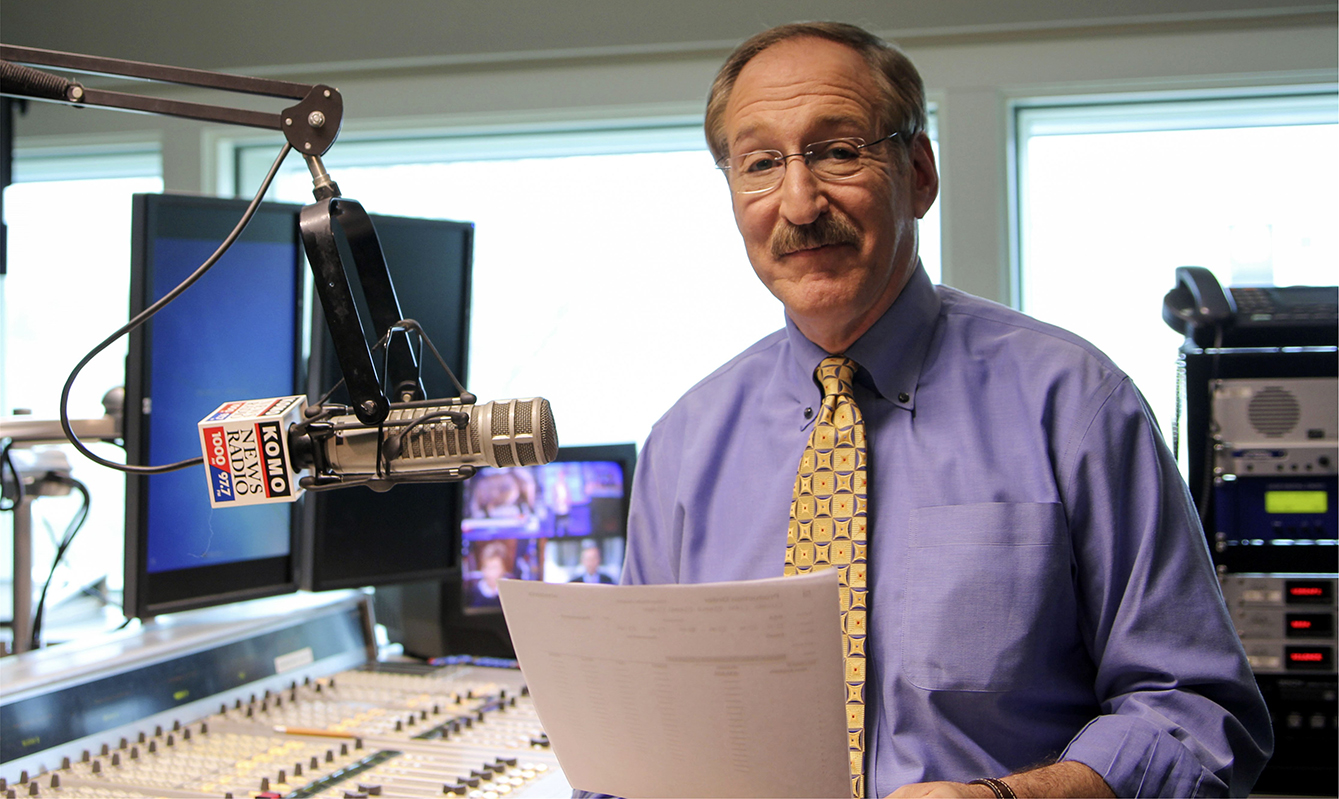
[199,396,557,506]
[297,397,558,491]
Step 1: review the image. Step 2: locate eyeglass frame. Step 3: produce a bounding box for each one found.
[715,132,903,195]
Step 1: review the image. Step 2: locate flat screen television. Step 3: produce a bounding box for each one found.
[123,194,305,618]
[372,443,636,659]
[459,444,633,611]
[298,214,474,591]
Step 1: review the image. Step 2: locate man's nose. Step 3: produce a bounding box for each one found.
[777,157,829,226]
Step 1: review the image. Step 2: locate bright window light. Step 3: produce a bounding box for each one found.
[2,152,162,601]
[1017,93,1338,457]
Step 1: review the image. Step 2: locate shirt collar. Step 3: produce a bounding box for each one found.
[784,260,939,411]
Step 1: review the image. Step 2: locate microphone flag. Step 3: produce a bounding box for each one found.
[198,395,307,508]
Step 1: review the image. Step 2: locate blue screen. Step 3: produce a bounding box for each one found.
[144,237,297,573]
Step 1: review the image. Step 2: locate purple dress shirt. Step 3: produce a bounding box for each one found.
[617,264,1272,797]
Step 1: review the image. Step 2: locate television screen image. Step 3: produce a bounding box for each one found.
[459,446,632,613]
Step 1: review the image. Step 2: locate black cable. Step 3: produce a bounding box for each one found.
[301,319,475,483]
[0,440,21,511]
[310,324,397,410]
[58,141,294,474]
[310,319,473,413]
[371,319,474,475]
[391,319,472,402]
[381,409,470,461]
[1195,325,1226,524]
[313,377,348,409]
[308,319,421,410]
[29,475,91,649]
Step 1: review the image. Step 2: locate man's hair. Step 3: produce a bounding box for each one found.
[480,540,509,565]
[703,21,927,163]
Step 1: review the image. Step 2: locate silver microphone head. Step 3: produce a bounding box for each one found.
[316,397,558,483]
[468,397,558,468]
[388,397,557,470]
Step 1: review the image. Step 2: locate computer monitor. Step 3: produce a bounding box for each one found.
[298,214,474,591]
[123,197,476,616]
[123,194,305,618]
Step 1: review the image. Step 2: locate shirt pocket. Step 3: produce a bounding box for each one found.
[901,502,1069,692]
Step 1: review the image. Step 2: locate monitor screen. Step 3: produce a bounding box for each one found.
[123,194,304,618]
[459,444,635,614]
[299,214,473,591]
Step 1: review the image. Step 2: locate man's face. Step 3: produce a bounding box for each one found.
[721,37,938,351]
[482,556,506,586]
[581,547,601,573]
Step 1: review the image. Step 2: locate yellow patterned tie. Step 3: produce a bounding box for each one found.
[786,355,868,799]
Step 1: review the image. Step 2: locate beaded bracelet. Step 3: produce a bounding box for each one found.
[968,777,1018,799]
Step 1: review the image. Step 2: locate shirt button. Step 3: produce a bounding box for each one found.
[804,407,814,419]
[898,392,910,403]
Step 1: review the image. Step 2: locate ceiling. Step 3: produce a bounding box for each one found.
[3,0,1332,76]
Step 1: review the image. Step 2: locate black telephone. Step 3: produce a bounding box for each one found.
[1163,266,1338,349]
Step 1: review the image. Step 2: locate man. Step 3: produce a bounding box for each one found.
[570,544,615,583]
[617,21,1272,799]
[466,540,511,609]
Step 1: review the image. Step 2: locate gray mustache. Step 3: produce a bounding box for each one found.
[770,214,861,258]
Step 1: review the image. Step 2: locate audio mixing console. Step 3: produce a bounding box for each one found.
[0,593,568,799]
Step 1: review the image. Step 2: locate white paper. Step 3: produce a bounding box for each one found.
[499,569,848,799]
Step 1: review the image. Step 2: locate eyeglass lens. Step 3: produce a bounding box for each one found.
[727,137,886,194]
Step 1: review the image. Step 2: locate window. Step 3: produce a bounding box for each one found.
[1016,93,1338,455]
[2,146,162,602]
[237,121,942,449]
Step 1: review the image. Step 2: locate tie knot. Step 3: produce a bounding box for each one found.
[816,355,858,398]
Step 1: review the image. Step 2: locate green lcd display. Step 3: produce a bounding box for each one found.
[1265,490,1329,514]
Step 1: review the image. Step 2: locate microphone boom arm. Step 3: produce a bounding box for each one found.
[0,44,341,154]
[1,44,420,425]
[300,195,425,424]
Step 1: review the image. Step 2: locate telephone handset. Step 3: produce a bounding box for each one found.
[1163,266,1338,349]
[1162,266,1235,345]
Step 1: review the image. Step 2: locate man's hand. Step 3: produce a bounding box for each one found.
[887,761,1115,798]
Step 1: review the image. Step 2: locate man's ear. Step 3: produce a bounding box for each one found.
[909,132,939,220]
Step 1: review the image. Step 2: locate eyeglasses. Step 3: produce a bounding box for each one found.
[716,133,901,195]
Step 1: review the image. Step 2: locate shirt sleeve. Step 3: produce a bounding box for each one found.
[620,422,682,586]
[1057,376,1273,797]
